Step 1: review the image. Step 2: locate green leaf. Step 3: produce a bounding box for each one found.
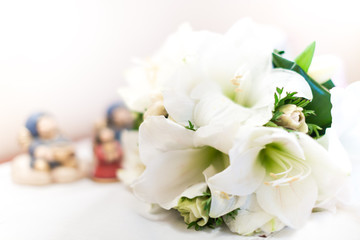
[274,49,285,55]
[264,121,279,128]
[303,109,316,117]
[322,79,335,90]
[132,112,144,130]
[272,52,332,136]
[185,120,196,131]
[308,124,322,139]
[225,208,240,220]
[294,41,316,73]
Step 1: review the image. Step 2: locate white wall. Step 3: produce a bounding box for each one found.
[1,0,360,160]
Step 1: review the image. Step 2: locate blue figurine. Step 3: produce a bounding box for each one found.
[106,102,133,143]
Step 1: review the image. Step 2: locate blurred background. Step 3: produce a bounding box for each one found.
[1,0,360,162]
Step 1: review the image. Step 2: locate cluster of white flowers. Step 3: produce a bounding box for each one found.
[119,19,359,236]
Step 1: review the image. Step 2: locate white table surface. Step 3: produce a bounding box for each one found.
[1,142,360,240]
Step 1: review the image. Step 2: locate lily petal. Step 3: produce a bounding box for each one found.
[256,175,318,228]
[138,116,194,164]
[270,69,313,100]
[180,182,208,200]
[298,132,351,202]
[224,194,274,235]
[261,218,285,234]
[194,123,239,154]
[134,116,228,209]
[208,147,265,196]
[232,127,305,161]
[208,189,246,218]
[163,88,195,126]
[192,86,252,128]
[132,147,215,209]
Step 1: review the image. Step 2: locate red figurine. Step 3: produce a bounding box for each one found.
[92,127,123,182]
[92,102,133,182]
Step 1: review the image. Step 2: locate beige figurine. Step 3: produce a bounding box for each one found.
[12,112,86,185]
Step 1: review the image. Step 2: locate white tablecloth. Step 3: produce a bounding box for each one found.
[1,141,360,240]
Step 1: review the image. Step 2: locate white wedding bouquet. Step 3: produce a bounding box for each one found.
[119,19,359,237]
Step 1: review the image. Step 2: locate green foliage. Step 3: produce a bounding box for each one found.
[303,109,316,117]
[184,189,240,231]
[266,87,322,138]
[274,87,310,109]
[185,120,196,131]
[294,41,316,73]
[203,198,212,215]
[294,41,336,91]
[322,79,336,90]
[274,49,285,55]
[187,221,205,231]
[202,190,211,197]
[201,189,212,215]
[264,121,279,128]
[224,208,240,220]
[132,112,144,130]
[271,87,310,122]
[186,208,240,231]
[308,124,322,139]
[272,52,332,137]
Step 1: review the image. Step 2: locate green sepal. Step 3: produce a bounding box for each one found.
[272,53,332,136]
[294,41,316,73]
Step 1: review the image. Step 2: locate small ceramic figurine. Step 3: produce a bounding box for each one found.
[106,102,134,143]
[12,112,85,185]
[92,127,123,182]
[92,102,133,182]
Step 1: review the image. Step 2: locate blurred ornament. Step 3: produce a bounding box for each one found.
[92,102,133,182]
[12,112,86,185]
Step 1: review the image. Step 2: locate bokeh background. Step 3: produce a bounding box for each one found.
[1,0,360,161]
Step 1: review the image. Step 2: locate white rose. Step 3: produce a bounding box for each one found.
[275,104,308,133]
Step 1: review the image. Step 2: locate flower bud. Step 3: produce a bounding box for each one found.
[143,94,168,119]
[275,104,308,133]
[175,196,209,226]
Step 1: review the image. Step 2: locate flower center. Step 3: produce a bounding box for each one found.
[259,144,311,187]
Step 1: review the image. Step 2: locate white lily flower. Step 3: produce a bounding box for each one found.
[161,67,312,162]
[119,23,220,112]
[189,68,312,127]
[132,116,247,218]
[161,19,312,137]
[208,126,350,228]
[200,18,287,96]
[131,116,229,210]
